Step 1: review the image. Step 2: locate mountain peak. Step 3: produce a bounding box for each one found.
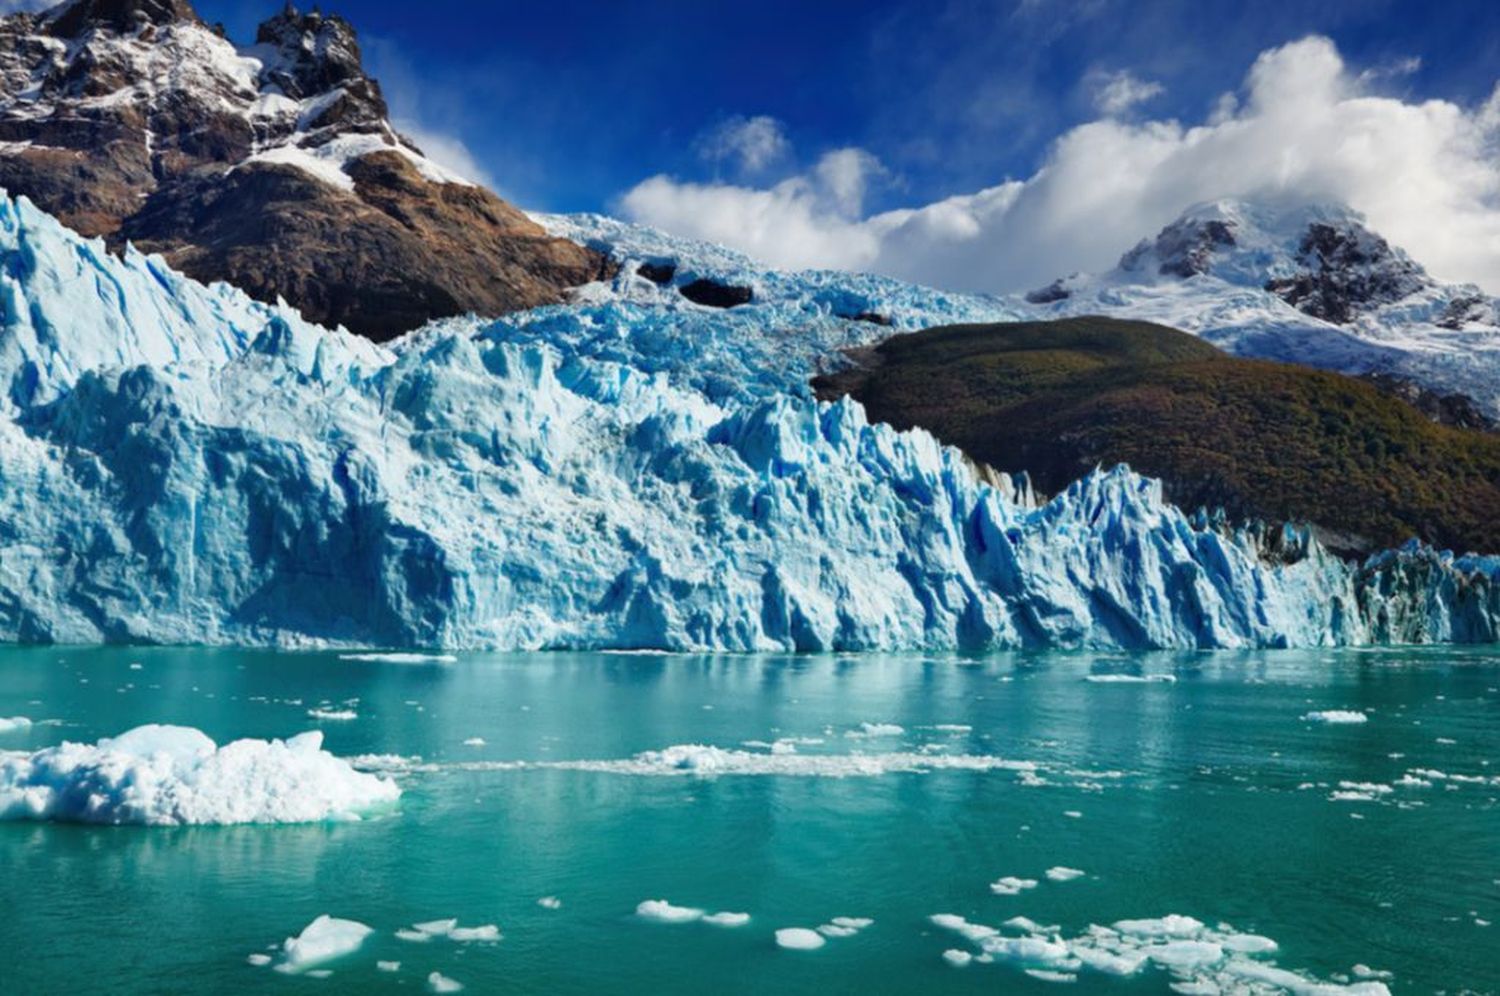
[45,0,201,36]
[0,0,610,340]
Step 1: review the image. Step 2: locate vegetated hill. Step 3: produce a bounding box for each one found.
[814,317,1500,556]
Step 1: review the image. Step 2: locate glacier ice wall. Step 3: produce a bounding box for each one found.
[0,192,1493,651]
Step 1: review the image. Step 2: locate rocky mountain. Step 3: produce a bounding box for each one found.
[1022,200,1500,419]
[0,0,608,340]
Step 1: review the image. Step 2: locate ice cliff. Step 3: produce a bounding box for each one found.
[0,192,1494,651]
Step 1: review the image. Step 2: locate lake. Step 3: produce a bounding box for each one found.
[0,646,1496,994]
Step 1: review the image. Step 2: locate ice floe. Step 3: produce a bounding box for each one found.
[775,928,827,951]
[1084,674,1177,684]
[428,971,464,993]
[991,876,1041,896]
[307,708,358,721]
[702,912,751,927]
[931,911,1391,994]
[1302,711,1369,725]
[339,653,459,665]
[636,900,705,924]
[538,896,563,910]
[274,915,373,974]
[0,726,399,824]
[1046,867,1087,882]
[0,717,31,734]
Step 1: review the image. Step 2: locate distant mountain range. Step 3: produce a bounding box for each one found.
[0,0,608,339]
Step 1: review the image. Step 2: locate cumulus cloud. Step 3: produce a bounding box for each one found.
[619,36,1500,295]
[696,115,792,174]
[1091,70,1165,116]
[620,147,887,271]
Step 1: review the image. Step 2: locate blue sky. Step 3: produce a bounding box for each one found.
[189,0,1500,214]
[173,0,1500,292]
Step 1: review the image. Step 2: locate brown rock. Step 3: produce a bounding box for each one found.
[0,0,612,340]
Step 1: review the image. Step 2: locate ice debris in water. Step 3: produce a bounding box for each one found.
[702,912,751,927]
[428,971,464,993]
[635,900,705,924]
[991,876,1041,896]
[775,928,827,951]
[1302,711,1370,725]
[0,717,32,734]
[307,708,357,721]
[272,916,374,974]
[537,896,563,910]
[0,194,1493,653]
[1046,867,1086,882]
[544,743,1039,778]
[0,725,399,824]
[930,912,1388,994]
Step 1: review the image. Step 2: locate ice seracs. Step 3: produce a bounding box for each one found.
[0,190,1493,652]
[0,724,399,824]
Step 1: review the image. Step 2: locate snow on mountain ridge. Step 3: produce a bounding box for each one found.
[1015,198,1500,417]
[0,190,1492,651]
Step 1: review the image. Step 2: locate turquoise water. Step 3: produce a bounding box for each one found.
[1,647,1497,994]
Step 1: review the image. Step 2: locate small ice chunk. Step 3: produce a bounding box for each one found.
[1046,867,1086,882]
[448,924,500,942]
[395,929,430,943]
[276,915,373,973]
[1147,940,1224,968]
[829,916,872,930]
[377,961,400,972]
[775,928,827,950]
[463,738,486,747]
[943,949,974,968]
[635,899,704,924]
[307,708,357,721]
[847,722,905,738]
[1025,969,1078,983]
[1003,916,1057,934]
[0,717,31,734]
[1302,710,1369,724]
[1113,915,1205,938]
[428,971,464,993]
[1222,933,1278,954]
[246,953,272,967]
[1072,947,1147,975]
[340,653,458,665]
[990,876,1039,896]
[413,919,459,936]
[702,912,750,927]
[537,896,563,910]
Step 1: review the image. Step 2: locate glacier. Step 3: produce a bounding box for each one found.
[0,190,1494,651]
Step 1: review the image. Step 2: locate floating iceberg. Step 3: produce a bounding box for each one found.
[0,192,1492,652]
[275,915,374,974]
[0,724,400,824]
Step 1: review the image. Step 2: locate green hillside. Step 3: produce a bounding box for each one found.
[815,317,1500,555]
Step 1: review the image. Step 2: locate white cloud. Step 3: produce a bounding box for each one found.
[619,36,1500,295]
[696,115,792,174]
[620,148,888,271]
[394,119,496,190]
[1091,70,1165,116]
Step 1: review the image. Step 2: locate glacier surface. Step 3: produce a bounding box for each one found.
[0,191,1493,651]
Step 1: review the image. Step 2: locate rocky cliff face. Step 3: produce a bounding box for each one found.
[0,0,609,340]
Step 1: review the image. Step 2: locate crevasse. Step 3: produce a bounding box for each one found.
[0,191,1493,650]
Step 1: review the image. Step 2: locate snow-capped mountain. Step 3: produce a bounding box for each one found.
[0,0,606,339]
[1023,200,1500,417]
[0,190,1493,651]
